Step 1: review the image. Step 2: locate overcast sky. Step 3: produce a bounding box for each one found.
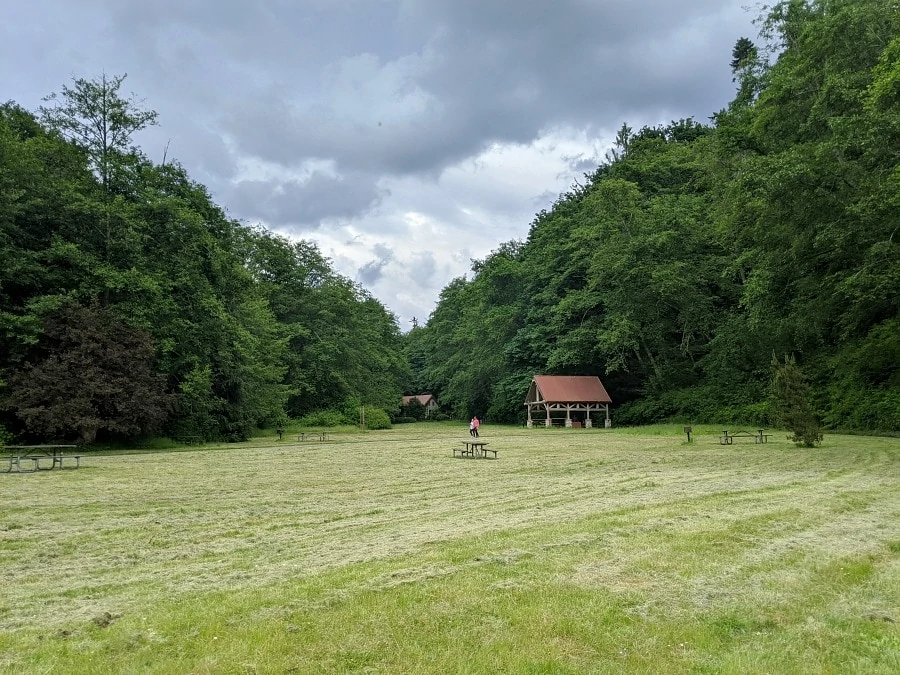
[3,0,759,329]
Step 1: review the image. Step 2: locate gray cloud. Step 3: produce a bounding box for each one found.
[1,0,758,325]
[562,152,604,176]
[226,171,387,230]
[408,251,438,285]
[218,0,750,180]
[357,244,396,286]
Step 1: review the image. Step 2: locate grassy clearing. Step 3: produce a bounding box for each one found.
[1,425,898,673]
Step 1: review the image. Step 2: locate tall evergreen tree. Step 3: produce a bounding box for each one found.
[770,354,823,447]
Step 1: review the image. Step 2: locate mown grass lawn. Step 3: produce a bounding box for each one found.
[1,424,898,673]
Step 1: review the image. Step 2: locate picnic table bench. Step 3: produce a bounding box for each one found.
[3,445,81,473]
[298,432,329,442]
[719,429,771,445]
[452,440,497,459]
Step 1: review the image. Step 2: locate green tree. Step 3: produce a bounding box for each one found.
[770,354,823,447]
[403,397,427,421]
[39,73,158,192]
[730,37,757,73]
[39,73,159,307]
[729,36,767,108]
[604,122,633,164]
[718,0,899,428]
[2,79,413,443]
[0,103,97,363]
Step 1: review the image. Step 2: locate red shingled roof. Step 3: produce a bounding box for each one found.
[529,376,611,403]
[402,394,436,406]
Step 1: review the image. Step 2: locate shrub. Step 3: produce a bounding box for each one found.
[340,397,363,425]
[362,407,391,430]
[393,416,417,424]
[298,410,345,428]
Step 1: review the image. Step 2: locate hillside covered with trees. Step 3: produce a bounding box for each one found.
[406,0,899,432]
[0,75,408,443]
[1,0,897,444]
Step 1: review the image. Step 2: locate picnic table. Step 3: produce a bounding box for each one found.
[719,429,771,445]
[3,445,81,473]
[298,432,329,442]
[452,440,497,459]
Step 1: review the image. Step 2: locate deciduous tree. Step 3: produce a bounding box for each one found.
[4,301,171,443]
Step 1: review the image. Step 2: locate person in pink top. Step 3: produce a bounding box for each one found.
[473,416,480,438]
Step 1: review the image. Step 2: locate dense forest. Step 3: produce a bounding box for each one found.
[1,0,897,444]
[0,75,408,443]
[406,0,899,432]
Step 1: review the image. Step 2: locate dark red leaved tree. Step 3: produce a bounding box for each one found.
[5,301,171,443]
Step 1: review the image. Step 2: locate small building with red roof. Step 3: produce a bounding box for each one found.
[524,375,612,428]
[402,394,439,418]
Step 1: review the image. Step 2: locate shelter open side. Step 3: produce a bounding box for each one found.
[524,375,612,428]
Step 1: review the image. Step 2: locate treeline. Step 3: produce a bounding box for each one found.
[406,0,899,431]
[0,75,408,443]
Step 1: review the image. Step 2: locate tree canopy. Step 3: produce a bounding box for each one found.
[1,1,897,441]
[409,0,899,432]
[1,78,407,443]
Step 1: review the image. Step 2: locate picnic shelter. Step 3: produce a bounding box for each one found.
[524,375,612,428]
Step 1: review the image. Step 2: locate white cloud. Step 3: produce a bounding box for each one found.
[294,127,618,325]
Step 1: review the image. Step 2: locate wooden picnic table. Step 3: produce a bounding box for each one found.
[3,445,81,473]
[719,429,771,445]
[298,432,329,442]
[452,440,497,459]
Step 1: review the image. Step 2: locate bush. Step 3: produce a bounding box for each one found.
[298,410,346,427]
[340,397,363,425]
[429,413,450,421]
[362,407,391,430]
[823,386,900,432]
[393,416,417,424]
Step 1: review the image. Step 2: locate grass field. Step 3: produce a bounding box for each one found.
[1,424,898,673]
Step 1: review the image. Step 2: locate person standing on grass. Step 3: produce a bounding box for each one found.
[473,416,480,438]
[470,417,476,437]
